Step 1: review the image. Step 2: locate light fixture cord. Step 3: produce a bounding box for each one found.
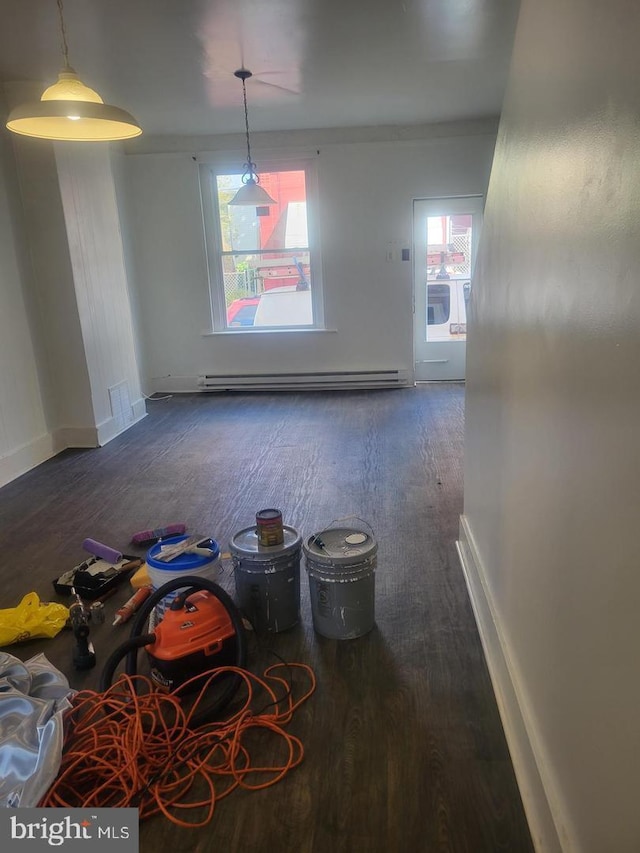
[241,76,258,182]
[57,0,72,70]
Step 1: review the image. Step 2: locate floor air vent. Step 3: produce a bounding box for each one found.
[108,380,134,430]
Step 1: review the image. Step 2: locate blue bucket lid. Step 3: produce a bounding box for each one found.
[146,534,219,571]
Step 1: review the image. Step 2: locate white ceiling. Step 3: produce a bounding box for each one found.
[0,0,520,138]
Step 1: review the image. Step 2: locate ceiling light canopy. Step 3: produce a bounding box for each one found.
[228,69,275,206]
[5,0,141,142]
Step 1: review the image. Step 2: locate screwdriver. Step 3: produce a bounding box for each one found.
[69,587,96,670]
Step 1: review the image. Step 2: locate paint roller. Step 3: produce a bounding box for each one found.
[82,538,123,564]
[53,539,141,599]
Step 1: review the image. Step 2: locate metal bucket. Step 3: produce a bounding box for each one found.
[303,527,377,639]
[230,524,302,633]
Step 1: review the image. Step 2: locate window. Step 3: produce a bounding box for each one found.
[427,284,451,325]
[425,212,473,341]
[200,160,323,331]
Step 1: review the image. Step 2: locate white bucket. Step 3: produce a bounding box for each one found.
[146,535,220,617]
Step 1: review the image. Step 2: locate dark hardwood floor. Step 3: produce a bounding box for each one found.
[0,385,534,852]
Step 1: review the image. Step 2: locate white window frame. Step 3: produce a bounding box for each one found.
[199,153,324,333]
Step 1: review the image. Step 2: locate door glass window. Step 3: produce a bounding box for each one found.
[427,284,450,325]
[425,214,473,341]
[413,195,482,381]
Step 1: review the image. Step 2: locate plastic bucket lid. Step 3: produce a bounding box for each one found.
[146,535,220,573]
[303,527,377,568]
[229,525,302,565]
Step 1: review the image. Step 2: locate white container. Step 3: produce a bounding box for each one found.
[146,535,220,617]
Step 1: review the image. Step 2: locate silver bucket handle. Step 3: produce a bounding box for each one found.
[325,515,376,539]
[309,515,376,559]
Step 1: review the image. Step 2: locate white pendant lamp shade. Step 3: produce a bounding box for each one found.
[5,0,142,142]
[228,177,276,206]
[228,68,275,206]
[6,69,142,141]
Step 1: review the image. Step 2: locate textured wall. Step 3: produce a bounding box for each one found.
[55,145,145,440]
[0,111,51,485]
[463,0,640,850]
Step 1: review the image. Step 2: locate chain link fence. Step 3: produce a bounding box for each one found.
[450,233,472,277]
[223,269,258,305]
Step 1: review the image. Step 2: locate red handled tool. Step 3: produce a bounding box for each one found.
[113,586,153,626]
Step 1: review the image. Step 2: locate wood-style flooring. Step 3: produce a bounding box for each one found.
[0,385,534,852]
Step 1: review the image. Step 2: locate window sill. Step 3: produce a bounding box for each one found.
[202,328,337,337]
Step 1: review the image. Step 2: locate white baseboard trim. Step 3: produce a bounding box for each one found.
[131,397,147,422]
[148,376,200,394]
[457,515,564,853]
[53,425,100,451]
[96,398,147,446]
[0,400,149,489]
[0,432,57,488]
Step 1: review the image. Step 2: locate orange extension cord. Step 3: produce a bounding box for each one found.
[40,663,316,827]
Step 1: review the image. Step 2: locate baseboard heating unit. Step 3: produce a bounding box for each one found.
[197,369,410,392]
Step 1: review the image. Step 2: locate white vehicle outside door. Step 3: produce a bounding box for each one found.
[413,196,483,380]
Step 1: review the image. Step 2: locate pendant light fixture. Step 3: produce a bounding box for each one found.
[6,0,142,142]
[228,69,275,206]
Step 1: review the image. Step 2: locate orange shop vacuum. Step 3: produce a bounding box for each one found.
[100,576,248,724]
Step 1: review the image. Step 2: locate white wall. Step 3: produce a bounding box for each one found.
[112,148,146,398]
[460,0,640,850]
[9,132,95,442]
[55,146,146,443]
[8,136,146,450]
[123,122,497,391]
[0,95,53,487]
[0,81,146,483]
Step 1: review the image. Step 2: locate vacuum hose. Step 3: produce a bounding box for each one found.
[100,576,248,725]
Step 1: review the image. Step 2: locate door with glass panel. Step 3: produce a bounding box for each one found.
[413,196,483,380]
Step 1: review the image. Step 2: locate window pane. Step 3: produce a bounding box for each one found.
[426,214,472,280]
[427,284,451,325]
[253,282,313,328]
[425,213,472,342]
[216,168,314,329]
[216,170,308,252]
[223,251,312,327]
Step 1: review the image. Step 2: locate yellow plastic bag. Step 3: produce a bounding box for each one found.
[0,593,69,646]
